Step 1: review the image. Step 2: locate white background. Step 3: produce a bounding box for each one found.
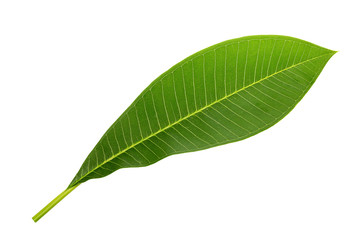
[1,0,359,239]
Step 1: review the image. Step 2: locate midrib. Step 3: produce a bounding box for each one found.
[72,52,331,186]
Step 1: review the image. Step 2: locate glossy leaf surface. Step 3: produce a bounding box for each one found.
[69,35,335,187]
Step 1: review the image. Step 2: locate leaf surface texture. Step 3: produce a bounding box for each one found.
[68,35,335,187]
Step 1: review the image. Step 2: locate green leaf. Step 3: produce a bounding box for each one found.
[33,35,336,222]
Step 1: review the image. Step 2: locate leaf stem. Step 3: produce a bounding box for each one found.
[32,184,79,222]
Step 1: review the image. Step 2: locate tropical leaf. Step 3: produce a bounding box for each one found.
[33,35,336,222]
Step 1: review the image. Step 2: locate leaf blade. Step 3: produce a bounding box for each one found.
[69,35,335,187]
